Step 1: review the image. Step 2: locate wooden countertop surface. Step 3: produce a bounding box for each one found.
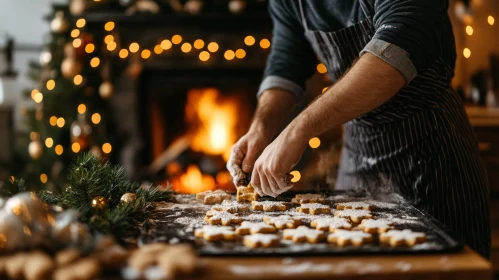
[194,247,492,280]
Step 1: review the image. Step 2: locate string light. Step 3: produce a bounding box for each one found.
[56,117,65,128]
[71,29,80,38]
[77,104,86,114]
[244,35,255,46]
[463,48,471,58]
[488,15,495,25]
[119,49,129,58]
[85,43,95,53]
[322,87,328,93]
[141,49,151,59]
[224,50,235,60]
[161,39,172,50]
[45,138,54,148]
[49,116,57,126]
[181,43,192,53]
[194,39,205,49]
[289,170,301,183]
[46,79,56,90]
[207,42,219,52]
[74,75,83,85]
[317,63,327,74]
[104,21,115,31]
[73,38,82,48]
[104,35,114,44]
[40,174,48,184]
[309,137,321,148]
[102,143,112,154]
[76,18,86,28]
[91,113,101,124]
[235,49,246,59]
[199,51,210,62]
[72,143,81,153]
[129,42,140,53]
[107,42,117,51]
[30,132,39,141]
[259,39,271,49]
[466,25,474,36]
[31,89,39,99]
[90,57,100,67]
[55,145,64,155]
[172,35,182,44]
[33,92,43,103]
[154,45,163,54]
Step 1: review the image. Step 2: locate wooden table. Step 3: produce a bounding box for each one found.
[194,247,491,280]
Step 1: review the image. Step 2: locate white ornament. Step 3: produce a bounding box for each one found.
[51,11,69,33]
[228,0,246,14]
[184,0,204,15]
[28,140,43,160]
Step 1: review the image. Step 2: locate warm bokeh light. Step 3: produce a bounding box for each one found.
[244,35,255,46]
[290,170,301,183]
[141,49,151,59]
[72,142,81,153]
[49,116,57,126]
[172,34,182,44]
[104,21,115,31]
[207,42,219,52]
[322,87,328,93]
[31,89,39,99]
[104,35,114,44]
[463,48,471,58]
[40,174,48,184]
[71,29,80,38]
[119,49,129,58]
[90,57,100,67]
[77,104,86,114]
[55,145,64,155]
[45,138,54,148]
[235,49,246,59]
[33,92,43,103]
[259,39,271,49]
[74,75,83,85]
[181,43,192,53]
[102,143,112,154]
[30,132,39,141]
[107,42,117,51]
[73,38,82,48]
[489,15,495,25]
[309,137,321,148]
[224,50,235,60]
[85,43,95,53]
[194,39,205,49]
[46,79,56,90]
[317,63,327,74]
[161,39,172,50]
[91,113,101,124]
[154,45,163,54]
[56,117,65,128]
[199,51,210,62]
[129,42,140,53]
[76,18,86,28]
[466,25,474,36]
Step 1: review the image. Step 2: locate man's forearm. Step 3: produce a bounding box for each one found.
[287,53,406,140]
[250,89,297,142]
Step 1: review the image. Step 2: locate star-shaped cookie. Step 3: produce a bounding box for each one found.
[283,226,326,243]
[328,229,373,246]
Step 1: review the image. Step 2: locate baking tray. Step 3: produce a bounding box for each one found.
[140,191,464,256]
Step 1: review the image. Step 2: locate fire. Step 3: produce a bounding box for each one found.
[179,165,215,194]
[186,88,237,161]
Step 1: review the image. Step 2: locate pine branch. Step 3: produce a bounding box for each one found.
[0,178,28,197]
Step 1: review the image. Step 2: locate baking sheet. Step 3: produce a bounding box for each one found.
[140,191,464,256]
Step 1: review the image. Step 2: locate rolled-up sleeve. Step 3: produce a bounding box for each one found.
[360,0,450,84]
[258,0,317,101]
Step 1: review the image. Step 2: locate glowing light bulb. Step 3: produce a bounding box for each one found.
[73,38,82,48]
[199,51,210,62]
[235,49,246,59]
[309,137,321,148]
[259,39,271,49]
[49,116,57,126]
[46,79,56,90]
[104,21,115,31]
[31,89,39,99]
[194,39,205,49]
[488,15,495,25]
[85,43,95,53]
[172,35,182,44]
[161,39,172,50]
[463,48,471,58]
[119,49,129,58]
[141,49,151,59]
[90,57,100,67]
[74,75,83,85]
[76,19,86,28]
[55,145,63,155]
[107,42,117,51]
[317,63,327,74]
[72,143,81,153]
[244,36,255,46]
[71,29,80,38]
[104,35,114,44]
[207,42,219,52]
[91,113,101,124]
[466,25,474,36]
[102,143,112,154]
[154,45,163,54]
[290,170,301,183]
[40,174,48,184]
[181,43,192,53]
[45,138,54,148]
[322,87,328,93]
[56,117,65,128]
[129,42,140,53]
[33,92,43,103]
[224,50,235,60]
[77,104,86,114]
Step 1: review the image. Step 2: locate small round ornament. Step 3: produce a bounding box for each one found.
[0,211,27,252]
[99,81,114,99]
[4,192,54,237]
[61,57,83,79]
[28,140,43,160]
[228,0,246,14]
[91,196,109,210]
[51,11,69,33]
[120,193,137,204]
[70,0,87,15]
[40,50,52,66]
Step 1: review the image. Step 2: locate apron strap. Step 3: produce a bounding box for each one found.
[298,0,309,30]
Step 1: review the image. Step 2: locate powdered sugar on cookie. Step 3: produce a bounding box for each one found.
[334,209,372,223]
[328,229,373,246]
[211,201,250,213]
[291,194,325,204]
[243,234,280,248]
[204,210,242,226]
[263,215,302,229]
[297,203,331,215]
[358,219,393,233]
[236,221,276,235]
[336,201,375,210]
[283,226,326,243]
[310,217,352,231]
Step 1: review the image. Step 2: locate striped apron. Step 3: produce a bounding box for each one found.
[298,0,490,257]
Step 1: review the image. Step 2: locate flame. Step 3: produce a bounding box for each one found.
[186,88,237,161]
[178,165,215,194]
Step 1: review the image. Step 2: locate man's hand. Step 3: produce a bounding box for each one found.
[250,125,307,197]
